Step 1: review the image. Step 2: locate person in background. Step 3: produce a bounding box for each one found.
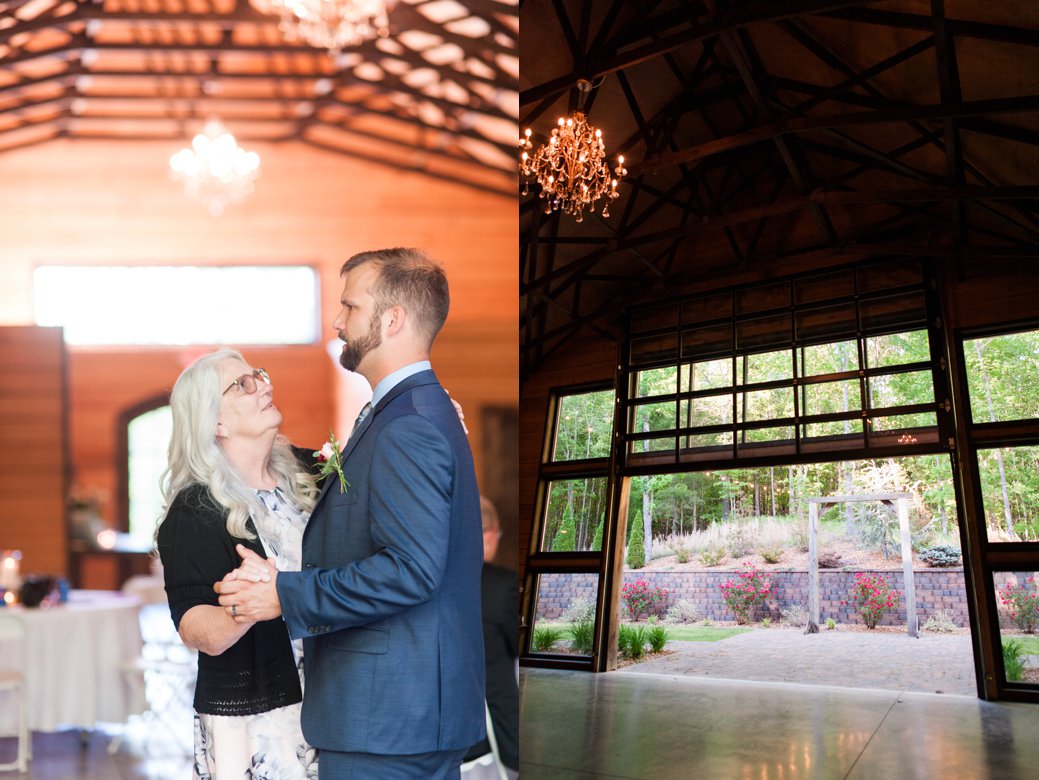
[217,247,486,779]
[465,495,520,778]
[156,348,319,779]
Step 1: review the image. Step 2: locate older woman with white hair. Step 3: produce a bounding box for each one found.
[156,348,319,779]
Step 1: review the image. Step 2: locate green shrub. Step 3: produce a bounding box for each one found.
[647,625,669,653]
[1003,638,1026,682]
[923,609,958,633]
[560,596,596,624]
[674,544,691,564]
[760,617,772,628]
[627,516,646,569]
[567,616,594,655]
[760,547,784,564]
[532,626,563,652]
[998,576,1039,633]
[591,513,604,551]
[618,624,648,660]
[664,599,701,624]
[699,547,726,567]
[919,545,962,568]
[825,617,837,630]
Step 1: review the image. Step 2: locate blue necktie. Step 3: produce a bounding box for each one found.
[350,402,372,439]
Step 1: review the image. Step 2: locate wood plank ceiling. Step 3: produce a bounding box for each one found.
[519,0,1039,378]
[0,0,518,194]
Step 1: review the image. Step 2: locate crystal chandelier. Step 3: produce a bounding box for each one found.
[169,120,260,217]
[519,80,627,222]
[252,0,396,53]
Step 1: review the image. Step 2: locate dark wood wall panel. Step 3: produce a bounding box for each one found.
[0,326,68,578]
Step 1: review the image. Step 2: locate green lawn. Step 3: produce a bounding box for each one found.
[1003,635,1039,654]
[535,622,749,643]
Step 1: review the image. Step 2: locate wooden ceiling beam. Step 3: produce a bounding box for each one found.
[631,94,1039,176]
[520,0,880,107]
[821,8,1039,47]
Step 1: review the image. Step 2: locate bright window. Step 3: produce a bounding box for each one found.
[128,405,173,547]
[33,265,319,345]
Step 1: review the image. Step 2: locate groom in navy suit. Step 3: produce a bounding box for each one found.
[217,248,486,778]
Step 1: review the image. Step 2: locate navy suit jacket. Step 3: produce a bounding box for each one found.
[277,369,486,755]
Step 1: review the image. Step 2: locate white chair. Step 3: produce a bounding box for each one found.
[460,701,509,780]
[0,613,30,773]
[108,577,197,757]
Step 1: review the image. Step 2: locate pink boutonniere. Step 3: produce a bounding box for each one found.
[313,429,349,493]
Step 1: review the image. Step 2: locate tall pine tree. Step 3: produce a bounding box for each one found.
[626,511,645,568]
[552,502,577,551]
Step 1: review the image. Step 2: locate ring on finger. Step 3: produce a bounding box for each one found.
[231,605,238,618]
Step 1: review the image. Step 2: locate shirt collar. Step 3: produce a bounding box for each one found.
[371,360,431,409]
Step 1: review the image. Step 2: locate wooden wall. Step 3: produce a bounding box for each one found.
[0,139,517,587]
[0,327,68,578]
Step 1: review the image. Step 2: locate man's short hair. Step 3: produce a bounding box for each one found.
[341,248,450,346]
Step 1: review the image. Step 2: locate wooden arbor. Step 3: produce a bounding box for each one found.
[806,493,918,638]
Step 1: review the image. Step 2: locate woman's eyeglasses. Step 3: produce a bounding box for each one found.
[223,368,270,396]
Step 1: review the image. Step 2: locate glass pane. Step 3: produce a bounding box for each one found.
[682,292,732,324]
[530,572,600,657]
[859,292,927,333]
[802,379,862,416]
[685,395,732,428]
[803,419,862,439]
[630,303,679,334]
[992,571,1039,685]
[978,446,1039,542]
[739,426,795,445]
[736,314,791,351]
[540,478,608,552]
[866,329,931,368]
[868,370,934,410]
[634,401,676,432]
[965,329,1039,423]
[868,412,937,432]
[630,333,678,365]
[34,265,319,345]
[682,324,731,358]
[635,366,678,398]
[736,281,789,314]
[738,349,793,385]
[738,388,795,422]
[683,358,732,391]
[629,436,677,457]
[684,431,732,451]
[552,391,614,462]
[794,270,854,304]
[800,339,858,378]
[128,406,173,547]
[795,303,857,343]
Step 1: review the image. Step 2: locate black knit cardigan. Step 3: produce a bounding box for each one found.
[156,480,305,716]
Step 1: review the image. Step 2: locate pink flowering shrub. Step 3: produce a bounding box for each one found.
[719,563,772,625]
[621,579,669,621]
[847,572,897,629]
[998,576,1039,634]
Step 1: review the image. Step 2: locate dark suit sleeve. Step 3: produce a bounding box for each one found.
[279,415,453,635]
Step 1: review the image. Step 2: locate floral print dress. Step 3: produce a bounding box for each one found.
[193,488,318,780]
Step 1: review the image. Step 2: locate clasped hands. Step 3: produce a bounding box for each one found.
[214,544,283,623]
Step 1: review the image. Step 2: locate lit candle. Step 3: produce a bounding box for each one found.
[2,590,14,606]
[0,551,21,593]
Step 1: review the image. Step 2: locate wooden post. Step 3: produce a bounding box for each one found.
[807,502,820,633]
[898,497,918,637]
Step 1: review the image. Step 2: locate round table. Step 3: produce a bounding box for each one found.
[0,589,145,732]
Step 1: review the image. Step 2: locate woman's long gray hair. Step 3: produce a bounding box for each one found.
[160,348,318,539]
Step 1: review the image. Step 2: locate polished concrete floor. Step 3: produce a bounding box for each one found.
[519,668,1039,779]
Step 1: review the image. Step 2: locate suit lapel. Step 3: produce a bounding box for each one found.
[310,369,440,514]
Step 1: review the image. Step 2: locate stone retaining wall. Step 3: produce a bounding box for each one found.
[534,568,1012,628]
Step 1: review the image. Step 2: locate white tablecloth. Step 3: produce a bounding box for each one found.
[0,589,145,732]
